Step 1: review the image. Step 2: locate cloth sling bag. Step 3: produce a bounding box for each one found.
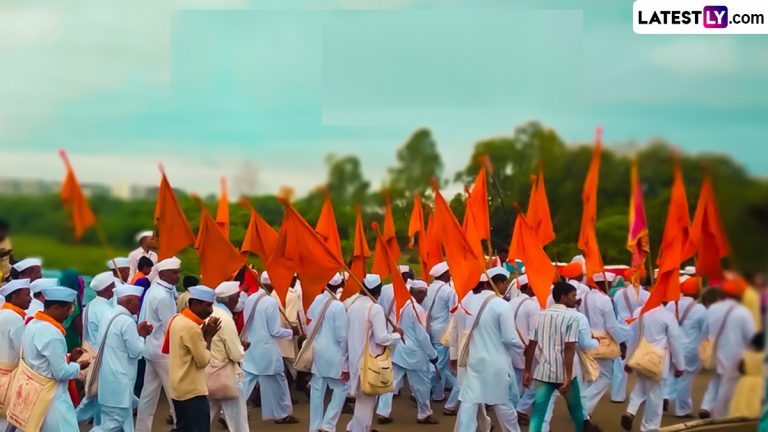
[512,296,532,345]
[85,310,128,398]
[678,300,697,325]
[699,304,736,371]
[360,304,394,396]
[0,351,20,415]
[6,353,58,432]
[78,303,99,382]
[239,291,268,343]
[626,313,666,380]
[584,291,621,360]
[206,310,241,401]
[458,295,495,368]
[294,296,336,373]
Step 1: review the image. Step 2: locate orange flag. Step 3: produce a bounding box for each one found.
[463,159,491,249]
[59,150,96,240]
[266,200,346,311]
[508,210,556,308]
[239,198,278,263]
[154,167,195,260]
[627,159,650,281]
[423,206,444,277]
[196,207,245,286]
[215,177,230,239]
[638,162,692,317]
[315,190,343,263]
[373,222,412,320]
[431,185,485,301]
[527,163,556,247]
[407,194,425,249]
[372,191,401,275]
[343,205,371,301]
[577,128,605,281]
[686,175,730,279]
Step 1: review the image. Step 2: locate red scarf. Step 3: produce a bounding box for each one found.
[161,308,204,354]
[2,302,26,319]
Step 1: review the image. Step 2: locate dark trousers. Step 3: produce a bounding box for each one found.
[172,395,210,432]
[134,358,146,397]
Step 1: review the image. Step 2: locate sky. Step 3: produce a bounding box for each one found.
[1,0,766,197]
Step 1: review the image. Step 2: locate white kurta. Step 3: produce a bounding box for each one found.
[665,296,707,371]
[22,318,81,432]
[98,306,144,409]
[378,283,396,325]
[424,280,457,341]
[25,298,44,322]
[706,298,755,375]
[128,247,158,280]
[507,294,540,370]
[306,291,348,378]
[83,296,115,349]
[0,307,24,430]
[392,299,437,370]
[242,291,293,376]
[138,279,177,362]
[614,286,650,323]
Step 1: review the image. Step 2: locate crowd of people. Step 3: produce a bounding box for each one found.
[0,228,765,432]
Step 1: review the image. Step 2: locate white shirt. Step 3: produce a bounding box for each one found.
[424,280,457,341]
[138,279,177,361]
[707,298,756,375]
[614,286,650,323]
[378,283,396,326]
[0,307,25,364]
[392,298,436,371]
[627,305,686,379]
[579,289,631,343]
[83,296,115,350]
[25,298,44,323]
[128,247,158,280]
[507,294,540,369]
[666,296,707,371]
[241,291,293,375]
[98,306,144,408]
[306,291,348,378]
[346,296,400,396]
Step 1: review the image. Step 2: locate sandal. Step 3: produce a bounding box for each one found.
[275,415,299,424]
[417,415,440,425]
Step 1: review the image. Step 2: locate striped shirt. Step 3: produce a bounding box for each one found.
[531,304,579,384]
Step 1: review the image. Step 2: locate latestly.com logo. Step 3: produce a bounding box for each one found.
[703,5,728,27]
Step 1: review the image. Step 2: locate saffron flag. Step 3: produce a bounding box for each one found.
[577,128,605,281]
[215,177,230,239]
[463,158,491,250]
[266,200,346,310]
[196,207,245,287]
[527,163,555,247]
[431,185,485,301]
[423,206,444,276]
[343,205,371,301]
[626,159,650,282]
[407,194,430,279]
[315,190,343,263]
[239,198,279,263]
[373,222,411,320]
[59,150,96,240]
[638,162,692,317]
[508,211,556,308]
[154,167,195,260]
[686,175,730,279]
[372,191,401,276]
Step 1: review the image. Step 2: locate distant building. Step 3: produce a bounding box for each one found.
[0,177,157,200]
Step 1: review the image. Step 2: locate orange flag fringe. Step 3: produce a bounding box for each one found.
[215,177,230,239]
[686,175,730,279]
[266,201,346,311]
[154,167,195,260]
[239,198,279,263]
[431,186,485,301]
[638,162,692,317]
[315,190,343,263]
[508,211,556,308]
[373,222,411,321]
[578,128,605,281]
[343,206,371,301]
[196,207,245,287]
[59,150,96,240]
[527,163,555,247]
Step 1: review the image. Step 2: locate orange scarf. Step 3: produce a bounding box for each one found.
[161,308,204,354]
[34,311,66,336]
[2,302,26,319]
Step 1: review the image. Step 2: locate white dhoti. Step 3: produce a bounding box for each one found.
[627,375,664,432]
[209,378,248,432]
[581,358,613,417]
[347,394,378,432]
[376,365,433,420]
[241,372,293,420]
[456,402,520,432]
[135,359,175,432]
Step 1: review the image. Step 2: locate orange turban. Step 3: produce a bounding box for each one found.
[680,277,699,296]
[722,277,748,297]
[559,262,583,279]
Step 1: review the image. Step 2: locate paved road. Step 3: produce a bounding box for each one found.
[81,370,718,431]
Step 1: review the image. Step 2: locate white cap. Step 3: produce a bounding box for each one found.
[12,258,42,272]
[408,279,428,291]
[570,255,586,275]
[41,286,77,302]
[398,265,411,274]
[364,274,382,289]
[90,272,118,292]
[592,272,616,283]
[114,284,144,298]
[260,271,271,285]
[479,273,488,283]
[683,266,696,275]
[327,273,344,287]
[429,261,449,277]
[135,230,154,242]
[513,274,529,287]
[188,285,215,303]
[488,267,510,279]
[215,281,240,298]
[30,278,58,295]
[106,257,131,270]
[0,279,31,297]
[155,257,181,272]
